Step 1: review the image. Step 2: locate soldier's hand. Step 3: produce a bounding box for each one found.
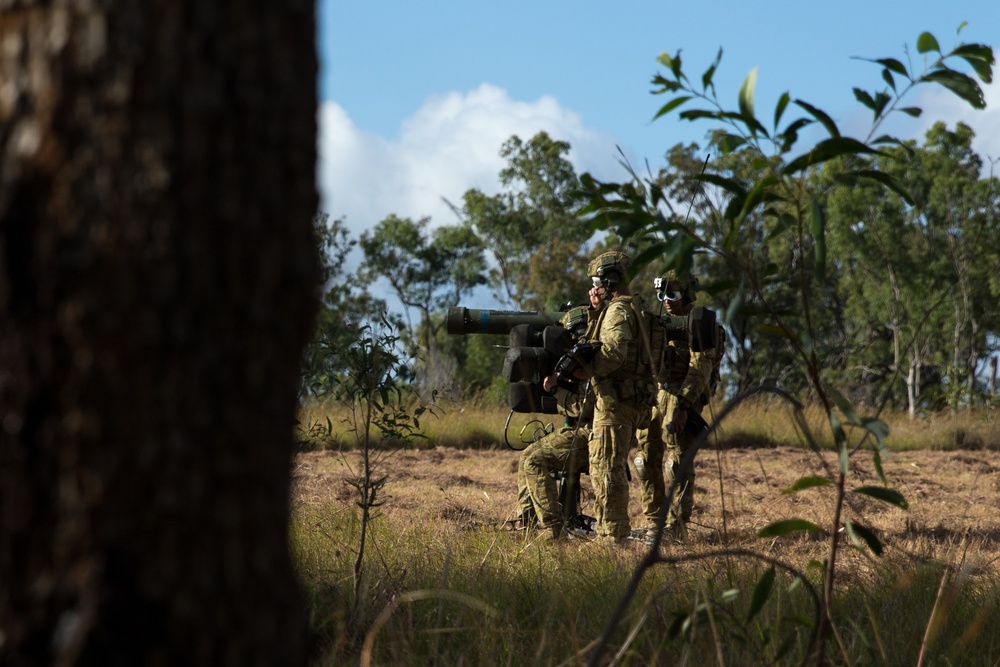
[670,403,689,433]
[589,287,604,310]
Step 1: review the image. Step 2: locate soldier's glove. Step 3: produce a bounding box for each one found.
[554,341,602,390]
[666,398,690,434]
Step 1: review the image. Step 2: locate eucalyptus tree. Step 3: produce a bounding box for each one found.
[358,215,486,392]
[905,122,1000,407]
[302,213,394,397]
[823,122,1000,414]
[579,27,994,666]
[462,132,593,310]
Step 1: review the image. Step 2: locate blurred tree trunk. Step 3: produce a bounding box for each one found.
[0,2,319,665]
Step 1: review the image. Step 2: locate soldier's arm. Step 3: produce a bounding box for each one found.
[678,347,716,406]
[591,303,633,377]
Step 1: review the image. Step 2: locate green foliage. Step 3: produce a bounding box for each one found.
[322,312,438,627]
[359,214,487,394]
[301,213,397,399]
[578,26,995,665]
[461,131,595,310]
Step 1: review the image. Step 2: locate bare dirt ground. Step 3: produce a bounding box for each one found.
[293,440,1000,575]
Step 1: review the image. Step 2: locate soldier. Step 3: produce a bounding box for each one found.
[514,307,594,540]
[574,251,656,544]
[633,271,716,542]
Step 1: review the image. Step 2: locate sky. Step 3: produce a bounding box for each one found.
[317,1,1000,304]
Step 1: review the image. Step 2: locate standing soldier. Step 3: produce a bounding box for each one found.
[575,251,656,544]
[633,271,716,542]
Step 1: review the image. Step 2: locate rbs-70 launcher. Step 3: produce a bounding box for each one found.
[446,305,719,415]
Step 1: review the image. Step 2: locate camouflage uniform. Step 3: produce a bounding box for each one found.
[634,280,715,531]
[515,387,594,528]
[583,252,656,542]
[515,305,595,532]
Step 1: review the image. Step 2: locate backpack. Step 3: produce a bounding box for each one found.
[634,302,726,400]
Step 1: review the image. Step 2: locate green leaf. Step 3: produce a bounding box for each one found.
[853,485,909,510]
[778,117,813,153]
[702,48,723,91]
[952,43,995,83]
[782,476,832,494]
[717,133,748,154]
[679,108,728,122]
[858,57,909,77]
[757,519,825,538]
[783,137,881,174]
[873,91,891,118]
[881,68,896,91]
[747,567,776,623]
[653,96,694,121]
[924,68,987,109]
[861,417,890,446]
[853,88,876,111]
[696,172,747,196]
[723,281,745,325]
[873,136,916,160]
[825,384,861,426]
[737,175,781,220]
[774,91,790,128]
[917,32,941,54]
[836,169,915,205]
[656,49,683,79]
[872,449,887,485]
[739,67,759,130]
[899,107,923,117]
[651,75,685,94]
[846,520,884,556]
[794,99,840,138]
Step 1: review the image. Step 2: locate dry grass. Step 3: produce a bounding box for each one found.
[298,397,1000,453]
[292,402,1000,664]
[293,433,1000,578]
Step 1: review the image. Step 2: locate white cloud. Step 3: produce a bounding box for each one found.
[317,84,622,240]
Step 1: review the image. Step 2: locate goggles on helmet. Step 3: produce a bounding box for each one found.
[657,289,683,302]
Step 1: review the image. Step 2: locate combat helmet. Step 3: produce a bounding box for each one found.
[588,251,631,290]
[654,270,698,303]
[560,305,591,337]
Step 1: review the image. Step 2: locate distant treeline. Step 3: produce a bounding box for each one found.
[305,125,1000,415]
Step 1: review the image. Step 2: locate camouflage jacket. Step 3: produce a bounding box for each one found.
[584,295,656,404]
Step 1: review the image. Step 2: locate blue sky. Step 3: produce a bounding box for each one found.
[318,1,999,269]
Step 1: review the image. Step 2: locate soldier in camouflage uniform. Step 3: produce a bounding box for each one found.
[574,251,656,544]
[634,271,715,540]
[515,307,595,540]
[514,381,594,539]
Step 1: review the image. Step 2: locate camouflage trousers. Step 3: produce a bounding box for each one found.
[589,398,646,542]
[516,425,591,526]
[634,389,702,528]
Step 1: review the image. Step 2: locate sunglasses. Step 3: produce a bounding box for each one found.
[657,290,683,302]
[591,276,603,287]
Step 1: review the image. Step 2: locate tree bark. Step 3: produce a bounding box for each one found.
[0,2,318,665]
